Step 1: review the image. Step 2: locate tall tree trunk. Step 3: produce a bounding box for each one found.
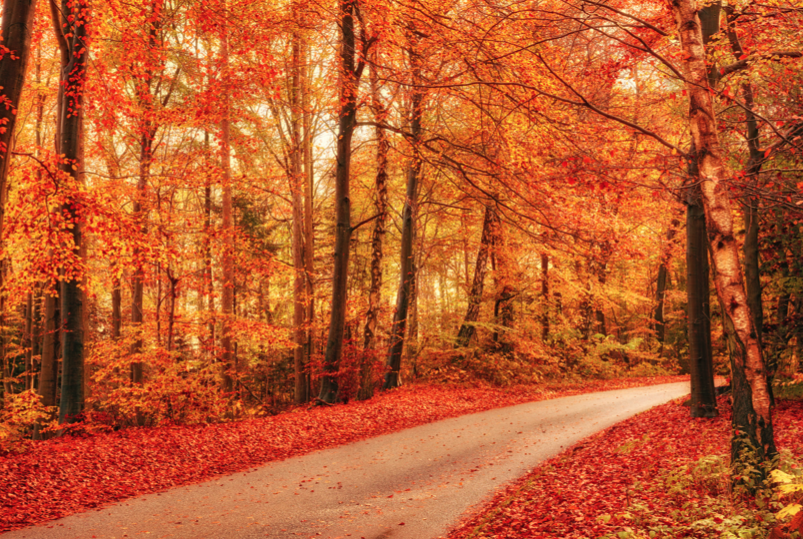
[0,0,38,406]
[25,293,33,390]
[383,48,422,389]
[687,170,717,418]
[53,0,88,424]
[455,204,497,348]
[541,253,549,341]
[358,53,389,400]
[724,8,768,391]
[130,7,160,386]
[290,28,308,405]
[203,130,215,356]
[220,24,236,394]
[130,129,152,386]
[318,0,365,403]
[302,39,315,399]
[672,0,776,484]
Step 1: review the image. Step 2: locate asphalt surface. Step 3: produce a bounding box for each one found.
[6,382,689,539]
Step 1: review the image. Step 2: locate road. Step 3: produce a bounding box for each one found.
[6,382,689,539]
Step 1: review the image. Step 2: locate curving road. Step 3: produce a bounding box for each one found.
[6,382,689,539]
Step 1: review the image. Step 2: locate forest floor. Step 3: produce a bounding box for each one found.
[0,374,686,532]
[446,391,803,539]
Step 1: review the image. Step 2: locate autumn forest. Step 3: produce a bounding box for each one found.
[0,0,802,506]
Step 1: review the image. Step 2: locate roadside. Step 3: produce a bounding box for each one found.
[447,387,803,539]
[0,374,686,532]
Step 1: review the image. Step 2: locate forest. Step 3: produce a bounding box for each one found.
[0,0,801,503]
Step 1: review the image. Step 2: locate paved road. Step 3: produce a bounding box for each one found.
[7,382,689,539]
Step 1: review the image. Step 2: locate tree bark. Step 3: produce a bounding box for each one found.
[455,204,497,348]
[0,0,38,251]
[686,168,717,418]
[358,52,389,400]
[724,9,770,395]
[39,291,59,407]
[318,0,365,403]
[53,0,88,424]
[220,24,236,394]
[290,28,308,405]
[541,253,549,341]
[302,38,315,399]
[383,50,422,389]
[672,0,776,482]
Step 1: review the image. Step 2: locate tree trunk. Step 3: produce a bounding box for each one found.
[455,204,497,348]
[687,173,717,418]
[220,25,236,394]
[358,53,389,400]
[0,0,38,252]
[130,7,161,386]
[383,53,422,389]
[24,293,33,390]
[318,0,364,403]
[541,253,549,341]
[53,0,88,424]
[302,39,315,400]
[39,291,59,407]
[724,8,768,389]
[290,29,308,405]
[672,0,776,483]
[203,130,215,356]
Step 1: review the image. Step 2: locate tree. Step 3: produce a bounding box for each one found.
[51,0,89,424]
[0,0,39,406]
[672,0,776,483]
[384,32,423,390]
[318,0,369,403]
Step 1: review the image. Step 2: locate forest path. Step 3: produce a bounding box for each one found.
[7,382,689,539]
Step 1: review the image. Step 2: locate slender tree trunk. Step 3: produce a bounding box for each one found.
[302,41,315,399]
[111,276,121,339]
[130,9,160,386]
[541,253,549,341]
[131,131,151,385]
[318,0,364,403]
[53,0,88,424]
[384,49,422,389]
[290,29,308,405]
[687,169,717,418]
[220,24,236,394]
[358,53,389,400]
[724,9,769,393]
[203,130,215,356]
[672,0,776,483]
[25,294,33,390]
[455,204,497,348]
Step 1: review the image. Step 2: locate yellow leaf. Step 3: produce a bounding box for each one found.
[778,504,802,520]
[771,469,795,484]
[778,483,803,494]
